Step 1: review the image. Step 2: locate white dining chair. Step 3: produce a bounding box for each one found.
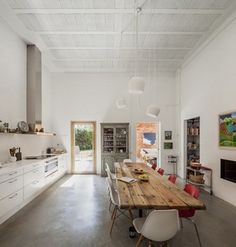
[105,163,116,180]
[133,209,180,247]
[106,176,133,235]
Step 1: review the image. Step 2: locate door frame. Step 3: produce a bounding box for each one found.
[71,121,97,174]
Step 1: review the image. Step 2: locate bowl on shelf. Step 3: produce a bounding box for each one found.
[190,162,201,170]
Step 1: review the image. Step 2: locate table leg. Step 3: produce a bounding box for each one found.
[139,209,143,217]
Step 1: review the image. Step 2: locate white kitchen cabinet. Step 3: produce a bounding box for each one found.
[0,168,23,184]
[24,177,45,200]
[0,175,23,200]
[24,165,45,187]
[0,154,67,225]
[58,154,68,174]
[0,189,23,219]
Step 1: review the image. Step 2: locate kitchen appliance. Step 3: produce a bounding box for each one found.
[25,155,56,160]
[46,147,55,154]
[45,158,58,177]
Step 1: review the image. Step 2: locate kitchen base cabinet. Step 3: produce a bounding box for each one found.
[0,154,68,225]
[24,178,45,200]
[0,189,23,219]
[0,175,23,201]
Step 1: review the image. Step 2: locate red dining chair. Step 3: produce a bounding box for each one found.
[151,163,157,170]
[168,174,177,184]
[179,184,202,247]
[157,168,164,176]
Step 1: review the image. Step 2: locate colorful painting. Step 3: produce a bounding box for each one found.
[219,111,236,148]
[143,132,156,145]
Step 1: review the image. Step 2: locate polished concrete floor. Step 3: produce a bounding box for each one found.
[0,175,236,247]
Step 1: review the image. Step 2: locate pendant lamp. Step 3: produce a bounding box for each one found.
[128,76,145,94]
[146,105,160,118]
[128,4,145,95]
[116,98,127,109]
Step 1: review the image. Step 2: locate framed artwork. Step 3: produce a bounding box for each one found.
[164,142,173,149]
[143,132,156,145]
[219,111,236,148]
[164,131,172,140]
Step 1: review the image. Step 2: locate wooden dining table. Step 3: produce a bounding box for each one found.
[115,162,206,211]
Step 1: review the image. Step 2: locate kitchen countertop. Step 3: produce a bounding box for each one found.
[0,153,67,175]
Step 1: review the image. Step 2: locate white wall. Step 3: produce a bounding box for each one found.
[50,72,179,174]
[0,18,54,162]
[180,19,236,206]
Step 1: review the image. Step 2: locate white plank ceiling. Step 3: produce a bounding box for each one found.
[4,0,236,72]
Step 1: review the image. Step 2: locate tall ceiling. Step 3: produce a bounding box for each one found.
[3,0,236,72]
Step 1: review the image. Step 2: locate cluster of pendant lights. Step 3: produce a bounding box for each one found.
[116,4,160,118]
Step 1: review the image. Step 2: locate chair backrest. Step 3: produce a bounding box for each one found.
[179,184,200,218]
[151,163,157,170]
[184,184,200,199]
[157,168,164,176]
[106,177,118,206]
[123,159,132,163]
[168,174,177,184]
[141,210,180,242]
[105,163,111,173]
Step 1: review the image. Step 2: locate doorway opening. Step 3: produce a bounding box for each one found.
[136,122,160,167]
[71,121,96,174]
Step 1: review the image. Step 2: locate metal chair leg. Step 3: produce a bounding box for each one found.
[186,218,202,247]
[192,220,202,247]
[110,207,117,235]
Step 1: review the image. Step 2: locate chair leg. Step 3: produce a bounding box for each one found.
[136,235,144,247]
[109,201,112,212]
[180,218,183,228]
[148,240,152,247]
[110,207,117,235]
[128,209,133,221]
[192,220,202,247]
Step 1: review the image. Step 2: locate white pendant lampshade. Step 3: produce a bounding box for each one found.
[116,98,127,109]
[128,76,145,94]
[146,105,160,118]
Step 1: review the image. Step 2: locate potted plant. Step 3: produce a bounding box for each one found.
[224,117,236,133]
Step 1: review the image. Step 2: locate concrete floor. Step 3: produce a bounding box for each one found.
[0,175,236,247]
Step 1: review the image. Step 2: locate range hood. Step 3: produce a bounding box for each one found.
[27,45,55,136]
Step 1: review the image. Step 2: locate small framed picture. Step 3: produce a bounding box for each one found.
[164,131,172,140]
[164,142,173,149]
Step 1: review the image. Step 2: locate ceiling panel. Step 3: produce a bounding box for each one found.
[8,0,234,10]
[17,13,116,31]
[131,14,220,32]
[120,34,201,48]
[144,0,234,10]
[41,34,115,47]
[5,0,236,72]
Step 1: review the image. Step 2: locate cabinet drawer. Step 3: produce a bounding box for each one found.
[24,162,44,174]
[0,175,23,200]
[0,189,23,219]
[0,168,23,184]
[24,166,45,186]
[24,178,45,200]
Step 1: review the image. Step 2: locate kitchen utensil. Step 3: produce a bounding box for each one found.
[17,121,29,133]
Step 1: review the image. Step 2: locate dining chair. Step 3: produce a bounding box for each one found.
[168,174,177,184]
[133,209,180,247]
[179,184,202,247]
[123,159,132,163]
[105,163,116,180]
[151,163,157,170]
[157,168,164,176]
[106,176,133,235]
